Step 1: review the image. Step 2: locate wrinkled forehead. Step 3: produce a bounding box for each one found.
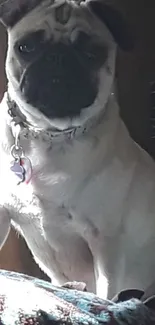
[9,0,112,46]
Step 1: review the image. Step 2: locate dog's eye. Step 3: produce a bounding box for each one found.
[73,32,96,61]
[73,31,107,66]
[19,43,35,53]
[73,31,91,51]
[15,30,45,60]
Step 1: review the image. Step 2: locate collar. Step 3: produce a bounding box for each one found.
[7,92,106,144]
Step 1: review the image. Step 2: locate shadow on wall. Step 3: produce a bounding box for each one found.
[116,0,155,158]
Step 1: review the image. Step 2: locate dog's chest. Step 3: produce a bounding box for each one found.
[0,123,127,240]
[1,147,89,237]
[0,138,127,242]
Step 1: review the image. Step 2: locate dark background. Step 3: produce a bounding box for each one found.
[0,0,154,279]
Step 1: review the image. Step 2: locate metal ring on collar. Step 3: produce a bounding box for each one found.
[11,144,23,159]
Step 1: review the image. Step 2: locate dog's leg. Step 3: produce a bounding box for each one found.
[94,256,120,299]
[89,234,123,299]
[94,263,108,299]
[0,207,11,248]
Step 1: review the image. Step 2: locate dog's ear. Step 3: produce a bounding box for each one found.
[0,0,43,28]
[0,0,26,28]
[88,0,134,51]
[112,289,144,303]
[144,296,155,311]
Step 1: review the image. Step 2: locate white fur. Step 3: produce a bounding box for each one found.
[1,0,155,300]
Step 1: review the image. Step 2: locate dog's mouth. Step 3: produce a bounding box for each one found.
[19,41,107,119]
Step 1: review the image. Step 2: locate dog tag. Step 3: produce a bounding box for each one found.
[10,160,25,184]
[20,157,32,184]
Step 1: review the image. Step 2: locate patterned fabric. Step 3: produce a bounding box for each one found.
[0,270,154,324]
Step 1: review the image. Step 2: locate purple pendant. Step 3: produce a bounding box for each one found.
[10,160,25,183]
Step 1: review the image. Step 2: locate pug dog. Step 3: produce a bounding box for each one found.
[0,0,154,300]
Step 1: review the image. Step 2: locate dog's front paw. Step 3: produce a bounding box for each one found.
[62,281,87,292]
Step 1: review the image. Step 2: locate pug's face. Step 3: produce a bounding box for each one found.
[0,0,133,130]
